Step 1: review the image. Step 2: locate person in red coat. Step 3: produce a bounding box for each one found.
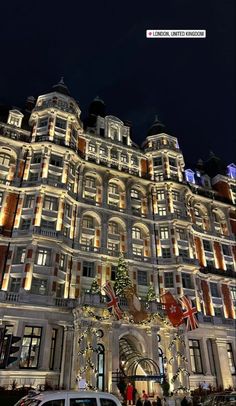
[126,382,134,405]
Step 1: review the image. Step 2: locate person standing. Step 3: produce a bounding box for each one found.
[142,390,148,401]
[126,382,134,405]
[156,396,162,406]
[181,396,189,406]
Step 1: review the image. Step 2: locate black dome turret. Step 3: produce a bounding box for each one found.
[52,77,71,96]
[147,115,166,136]
[89,96,105,118]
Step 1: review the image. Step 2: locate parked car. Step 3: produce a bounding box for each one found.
[201,391,236,405]
[14,390,123,406]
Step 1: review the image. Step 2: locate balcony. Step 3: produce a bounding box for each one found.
[79,244,100,253]
[33,227,60,238]
[176,256,199,266]
[197,312,236,328]
[200,266,236,279]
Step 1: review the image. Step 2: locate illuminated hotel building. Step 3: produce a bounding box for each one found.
[0,79,235,392]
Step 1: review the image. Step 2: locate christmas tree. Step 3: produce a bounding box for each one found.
[114,254,133,296]
[89,277,101,295]
[146,282,156,302]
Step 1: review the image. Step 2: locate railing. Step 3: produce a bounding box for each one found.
[200,266,236,279]
[33,227,60,238]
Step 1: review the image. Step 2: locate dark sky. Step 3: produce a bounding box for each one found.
[0,0,235,165]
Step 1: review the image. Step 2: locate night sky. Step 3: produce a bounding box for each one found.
[0,0,235,166]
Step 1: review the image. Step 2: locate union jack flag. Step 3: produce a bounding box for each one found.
[178,295,199,331]
[103,281,123,320]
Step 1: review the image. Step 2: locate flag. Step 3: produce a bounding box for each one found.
[161,292,184,327]
[179,295,199,331]
[103,281,123,320]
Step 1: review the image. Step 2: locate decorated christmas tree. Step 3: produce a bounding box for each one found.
[146,282,156,302]
[89,277,101,295]
[114,254,133,296]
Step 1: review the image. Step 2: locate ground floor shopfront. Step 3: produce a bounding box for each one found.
[0,293,235,394]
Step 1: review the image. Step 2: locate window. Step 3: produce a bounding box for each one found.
[169,157,177,167]
[49,329,57,370]
[158,207,166,216]
[44,196,58,211]
[160,226,169,240]
[88,143,96,153]
[97,344,105,391]
[179,248,189,258]
[131,189,139,199]
[182,273,193,289]
[0,192,3,205]
[222,244,231,256]
[83,261,95,277]
[29,171,38,181]
[176,228,187,240]
[31,278,48,295]
[41,219,56,229]
[21,218,31,230]
[227,343,236,374]
[203,240,212,252]
[164,272,174,288]
[36,248,51,266]
[24,195,34,209]
[108,222,119,234]
[43,401,65,406]
[189,339,203,374]
[131,156,138,166]
[162,247,171,258]
[230,287,236,300]
[121,154,127,163]
[137,270,148,286]
[157,190,165,200]
[153,157,162,166]
[206,259,215,269]
[82,216,94,229]
[174,209,182,219]
[172,191,180,201]
[111,149,118,160]
[65,203,71,218]
[55,117,67,129]
[70,399,97,406]
[185,169,195,184]
[85,176,96,188]
[50,155,62,167]
[15,247,26,263]
[109,183,118,194]
[155,173,164,181]
[214,307,222,318]
[32,153,41,164]
[108,242,119,253]
[10,277,21,293]
[111,265,117,281]
[81,237,93,248]
[100,147,106,156]
[0,154,11,166]
[132,227,141,239]
[59,254,66,270]
[20,326,42,368]
[210,283,219,297]
[0,325,14,369]
[133,247,143,256]
[38,117,48,128]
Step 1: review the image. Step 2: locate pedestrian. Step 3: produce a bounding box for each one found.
[136,397,142,406]
[181,396,189,406]
[126,382,134,405]
[142,390,148,401]
[156,396,162,406]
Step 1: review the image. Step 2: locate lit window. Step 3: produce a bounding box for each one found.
[59,254,66,270]
[82,261,95,277]
[109,183,118,195]
[82,216,94,229]
[158,207,166,216]
[36,248,51,266]
[97,344,105,391]
[108,222,119,234]
[131,156,138,166]
[137,270,148,285]
[172,191,180,201]
[164,272,174,288]
[100,147,106,156]
[24,195,34,209]
[157,190,165,200]
[88,143,96,153]
[155,173,164,181]
[176,228,187,240]
[108,242,119,253]
[227,343,236,374]
[121,154,127,163]
[131,189,139,199]
[49,329,57,370]
[44,196,58,211]
[185,169,195,184]
[160,226,169,240]
[133,247,143,256]
[15,247,26,264]
[230,287,236,300]
[85,176,96,188]
[0,192,3,205]
[20,326,42,368]
[64,203,71,218]
[0,154,11,166]
[189,340,203,374]
[132,227,141,239]
[227,164,236,179]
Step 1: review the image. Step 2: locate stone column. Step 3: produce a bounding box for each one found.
[200,337,212,375]
[60,325,74,389]
[213,338,233,389]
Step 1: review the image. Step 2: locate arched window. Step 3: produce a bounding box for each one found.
[158,347,164,376]
[0,153,11,166]
[97,344,105,391]
[132,227,141,239]
[82,216,94,229]
[108,221,119,235]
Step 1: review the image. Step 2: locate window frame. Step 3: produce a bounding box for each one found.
[19,326,42,369]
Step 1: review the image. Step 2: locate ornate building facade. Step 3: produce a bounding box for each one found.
[0,80,235,394]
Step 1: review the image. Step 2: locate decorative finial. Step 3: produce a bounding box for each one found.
[154,114,159,122]
[59,76,64,85]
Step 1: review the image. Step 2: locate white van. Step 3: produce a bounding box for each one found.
[14,390,123,406]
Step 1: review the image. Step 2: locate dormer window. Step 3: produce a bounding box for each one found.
[185,169,195,184]
[110,127,119,141]
[7,109,24,128]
